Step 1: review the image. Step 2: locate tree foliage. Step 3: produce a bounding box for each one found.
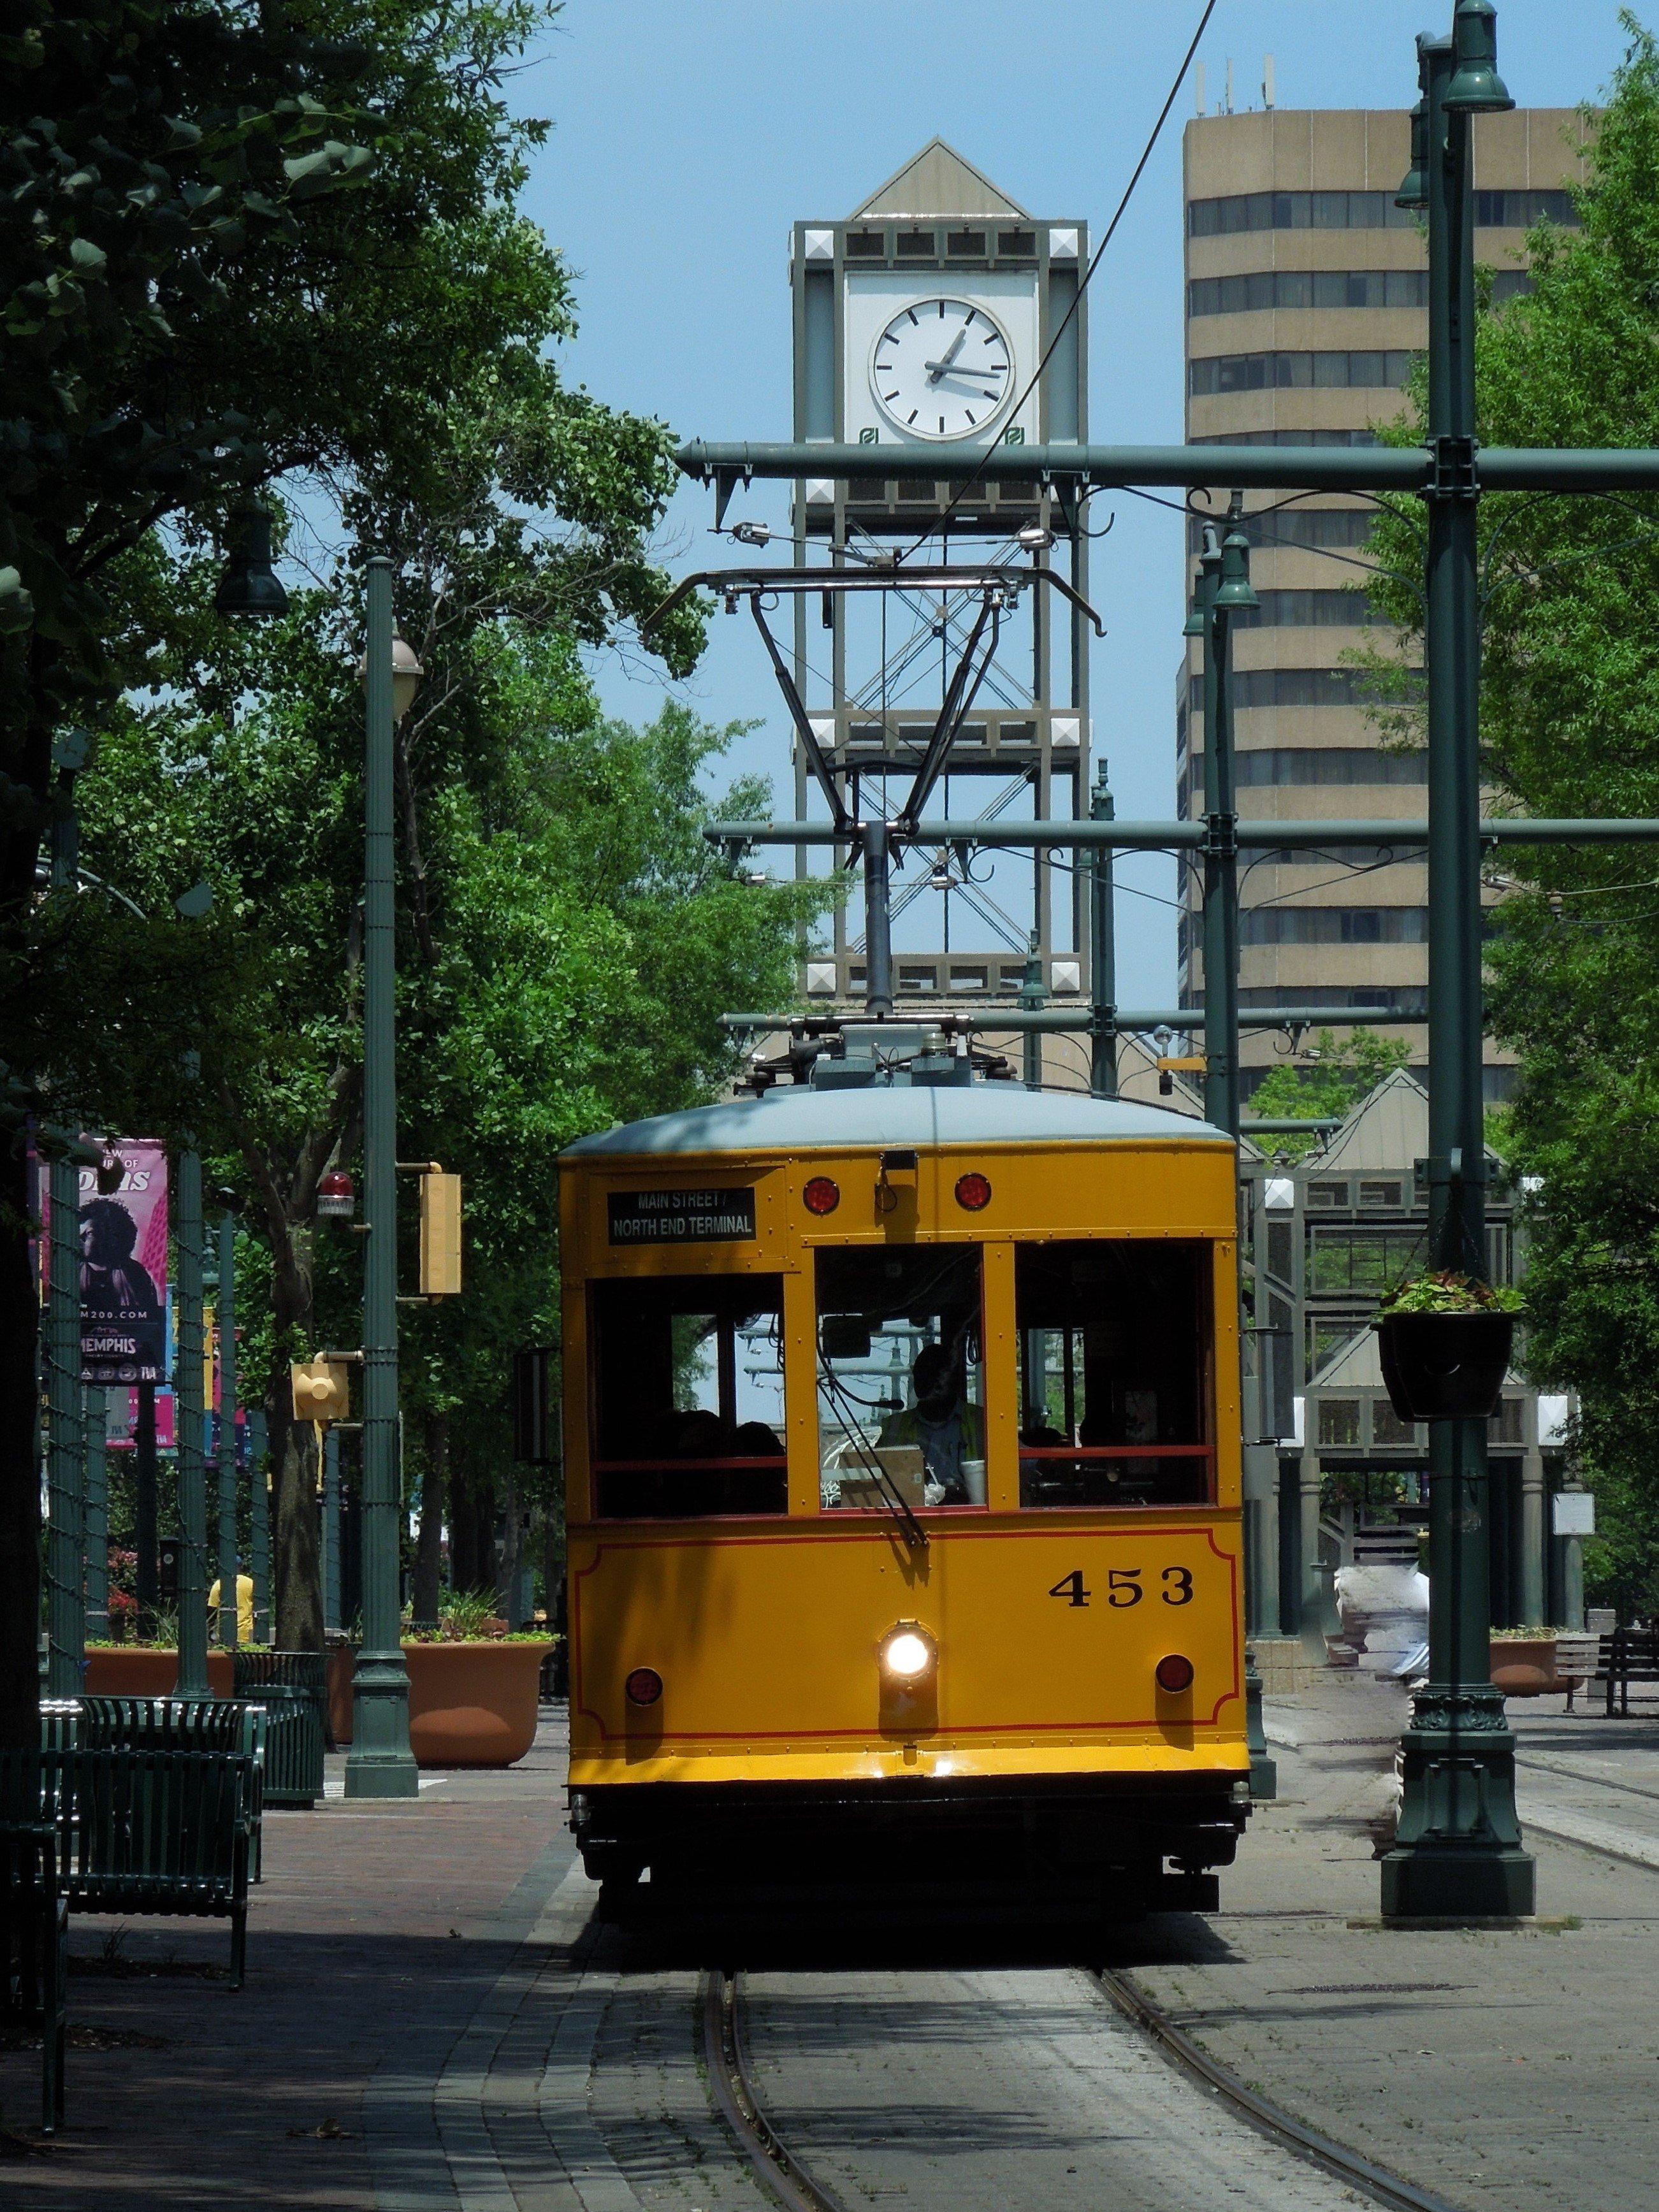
[1246,1030,1412,1161]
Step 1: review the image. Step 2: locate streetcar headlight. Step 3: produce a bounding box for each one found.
[1155,1653,1196,1695]
[881,1626,934,1681]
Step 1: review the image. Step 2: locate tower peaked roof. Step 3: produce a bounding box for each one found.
[852,140,1028,220]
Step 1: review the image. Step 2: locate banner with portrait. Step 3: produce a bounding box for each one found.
[77,1140,170,1385]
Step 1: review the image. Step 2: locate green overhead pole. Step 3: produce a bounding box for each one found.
[83,1388,108,1644]
[215,1208,239,1652]
[249,1406,271,1645]
[1191,510,1275,1800]
[175,1113,210,1698]
[345,554,419,1798]
[1381,8,1533,1920]
[45,1155,83,1697]
[1020,932,1045,1090]
[1088,760,1119,1098]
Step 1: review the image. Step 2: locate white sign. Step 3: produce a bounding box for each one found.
[1552,1492,1596,1536]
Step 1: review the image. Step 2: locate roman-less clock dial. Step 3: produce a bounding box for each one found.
[869,298,1015,441]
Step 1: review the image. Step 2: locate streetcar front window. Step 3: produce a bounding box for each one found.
[590,1275,786,1518]
[815,1247,986,1510]
[1015,1241,1212,1508]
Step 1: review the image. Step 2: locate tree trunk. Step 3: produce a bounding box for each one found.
[412,1408,446,1626]
[270,1219,323,1651]
[0,1150,41,1747]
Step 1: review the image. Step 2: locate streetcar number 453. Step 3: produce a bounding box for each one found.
[1048,1566,1193,1608]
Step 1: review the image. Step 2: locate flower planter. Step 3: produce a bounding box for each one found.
[83,1648,233,1696]
[1489,1637,1561,1698]
[402,1641,553,1768]
[1374,1310,1514,1422]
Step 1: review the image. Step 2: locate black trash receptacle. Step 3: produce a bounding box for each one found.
[232,1651,327,1809]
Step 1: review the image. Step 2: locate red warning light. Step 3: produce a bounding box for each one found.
[803,1176,840,1215]
[625,1667,663,1707]
[954,1172,992,1212]
[1155,1653,1196,1695]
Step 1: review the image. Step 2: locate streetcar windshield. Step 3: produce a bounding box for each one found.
[1015,1241,1212,1508]
[815,1246,986,1511]
[589,1274,787,1518]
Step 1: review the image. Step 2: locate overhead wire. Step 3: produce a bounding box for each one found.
[897,0,1219,564]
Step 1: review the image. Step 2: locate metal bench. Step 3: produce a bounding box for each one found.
[1604,1625,1659,1717]
[0,1816,66,2134]
[0,1747,255,1988]
[76,1697,268,1873]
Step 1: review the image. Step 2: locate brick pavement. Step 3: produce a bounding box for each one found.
[0,1709,575,2211]
[1124,1670,1659,2211]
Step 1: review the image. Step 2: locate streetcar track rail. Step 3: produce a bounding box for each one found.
[702,1968,849,2212]
[1092,1966,1465,2212]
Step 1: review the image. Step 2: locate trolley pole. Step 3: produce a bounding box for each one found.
[345,555,419,1798]
[1088,760,1118,1099]
[175,1114,210,1698]
[862,818,894,1020]
[1381,18,1533,1918]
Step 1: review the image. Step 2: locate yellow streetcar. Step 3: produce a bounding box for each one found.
[560,1022,1250,1914]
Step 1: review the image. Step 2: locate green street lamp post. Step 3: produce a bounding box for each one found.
[249,1408,271,1645]
[1088,760,1118,1099]
[345,555,421,1798]
[83,1388,108,1642]
[1380,11,1534,1918]
[215,1206,239,1652]
[174,1106,210,1698]
[1020,933,1045,1090]
[43,736,87,1696]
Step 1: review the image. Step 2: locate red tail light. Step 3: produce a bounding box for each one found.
[803,1176,840,1215]
[1155,1654,1195,1695]
[954,1172,992,1211]
[625,1667,663,1707]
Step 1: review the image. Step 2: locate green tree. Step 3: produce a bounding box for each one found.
[1247,1030,1412,1160]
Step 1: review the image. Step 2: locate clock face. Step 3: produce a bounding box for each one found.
[869,297,1015,442]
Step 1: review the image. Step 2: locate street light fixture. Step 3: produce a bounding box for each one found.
[1396,99,1430,210]
[1443,0,1514,113]
[214,503,291,621]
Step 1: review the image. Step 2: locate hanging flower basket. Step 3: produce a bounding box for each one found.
[1372,1272,1520,1422]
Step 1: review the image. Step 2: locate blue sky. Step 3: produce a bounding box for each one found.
[516,2,1628,1006]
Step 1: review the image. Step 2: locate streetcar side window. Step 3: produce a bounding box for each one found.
[815,1246,986,1510]
[589,1275,786,1518]
[1015,1241,1212,1508]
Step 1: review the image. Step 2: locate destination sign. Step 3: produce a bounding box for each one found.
[607,1188,757,1245]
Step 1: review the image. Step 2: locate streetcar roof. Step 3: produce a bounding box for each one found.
[562,1083,1233,1160]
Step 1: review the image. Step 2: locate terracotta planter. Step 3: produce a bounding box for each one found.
[402,1641,553,1768]
[327,1642,356,1747]
[83,1648,233,1696]
[1489,1637,1560,1698]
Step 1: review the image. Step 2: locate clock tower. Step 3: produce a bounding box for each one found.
[789,142,1091,1016]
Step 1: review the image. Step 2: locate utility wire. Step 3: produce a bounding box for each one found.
[899,0,1219,563]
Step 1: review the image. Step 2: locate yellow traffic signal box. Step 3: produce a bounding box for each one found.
[291,1359,351,1426]
[419,1171,462,1297]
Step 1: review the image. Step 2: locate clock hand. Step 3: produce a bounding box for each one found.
[924,359,1006,382]
[925,324,971,384]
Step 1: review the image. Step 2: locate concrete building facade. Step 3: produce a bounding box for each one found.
[1178,105,1591,1100]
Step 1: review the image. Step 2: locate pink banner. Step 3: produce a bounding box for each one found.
[77,1140,169,1385]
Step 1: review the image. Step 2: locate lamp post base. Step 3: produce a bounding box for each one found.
[344,1647,419,1800]
[1243,1651,1277,1800]
[1380,1681,1535,1919]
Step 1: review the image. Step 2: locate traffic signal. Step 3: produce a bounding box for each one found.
[290,1358,351,1426]
[419,1170,462,1297]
